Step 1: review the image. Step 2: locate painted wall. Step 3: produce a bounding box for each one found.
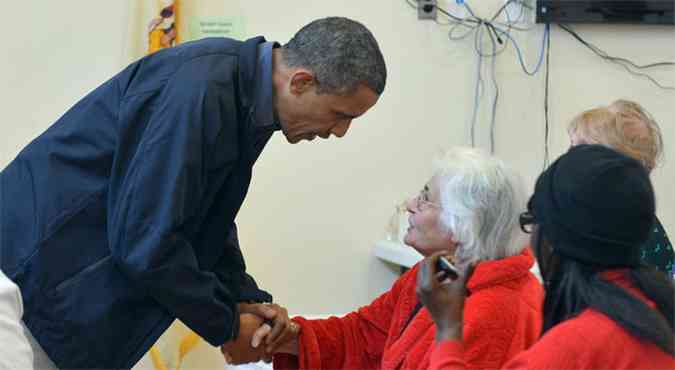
[1,1,673,369]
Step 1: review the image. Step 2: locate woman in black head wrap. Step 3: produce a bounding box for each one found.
[417,145,674,369]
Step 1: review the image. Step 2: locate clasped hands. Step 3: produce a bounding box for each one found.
[220,303,299,365]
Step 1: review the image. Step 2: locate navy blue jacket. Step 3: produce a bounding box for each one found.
[0,36,275,369]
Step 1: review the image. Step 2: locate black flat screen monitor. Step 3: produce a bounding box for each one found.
[536,1,675,24]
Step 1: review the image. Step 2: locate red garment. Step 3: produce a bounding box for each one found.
[430,270,675,370]
[274,249,544,370]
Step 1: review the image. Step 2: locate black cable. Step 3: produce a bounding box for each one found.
[558,24,675,70]
[436,0,535,153]
[543,23,551,169]
[558,24,675,90]
[404,0,550,154]
[435,4,480,25]
[485,22,504,44]
[490,0,515,23]
[478,9,518,58]
[608,59,675,90]
[472,20,511,58]
[406,0,417,9]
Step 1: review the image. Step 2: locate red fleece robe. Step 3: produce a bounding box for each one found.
[274,249,544,370]
[430,270,675,370]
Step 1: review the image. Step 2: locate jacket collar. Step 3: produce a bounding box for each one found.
[467,248,535,292]
[237,36,267,112]
[251,42,281,132]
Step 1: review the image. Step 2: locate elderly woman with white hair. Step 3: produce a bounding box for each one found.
[226,147,543,370]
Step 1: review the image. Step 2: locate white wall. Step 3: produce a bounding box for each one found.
[234,0,675,314]
[1,0,674,368]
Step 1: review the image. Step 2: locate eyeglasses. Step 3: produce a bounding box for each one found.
[414,186,441,211]
[519,211,536,234]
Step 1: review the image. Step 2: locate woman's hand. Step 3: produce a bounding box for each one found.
[416,253,475,342]
[272,325,300,356]
[257,320,300,360]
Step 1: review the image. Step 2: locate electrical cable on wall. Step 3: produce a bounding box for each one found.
[543,22,551,169]
[469,40,484,149]
[486,24,500,155]
[492,24,549,75]
[413,0,547,155]
[558,23,675,91]
[406,0,674,166]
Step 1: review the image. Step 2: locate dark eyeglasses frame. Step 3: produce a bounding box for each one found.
[519,211,536,234]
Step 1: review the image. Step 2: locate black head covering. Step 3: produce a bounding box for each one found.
[530,144,655,267]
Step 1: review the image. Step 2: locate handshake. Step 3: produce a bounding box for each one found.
[220,303,300,365]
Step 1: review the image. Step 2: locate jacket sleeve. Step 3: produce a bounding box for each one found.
[213,223,272,303]
[429,322,588,370]
[108,57,242,347]
[274,267,417,370]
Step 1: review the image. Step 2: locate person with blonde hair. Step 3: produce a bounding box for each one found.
[568,99,672,276]
[420,145,674,369]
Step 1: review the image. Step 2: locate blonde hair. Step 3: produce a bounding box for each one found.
[568,99,663,171]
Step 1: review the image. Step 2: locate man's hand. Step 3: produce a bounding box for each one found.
[238,303,298,360]
[220,313,266,365]
[416,253,475,342]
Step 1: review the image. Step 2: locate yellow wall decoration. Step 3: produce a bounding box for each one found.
[149,330,202,370]
[124,0,244,63]
[147,0,180,54]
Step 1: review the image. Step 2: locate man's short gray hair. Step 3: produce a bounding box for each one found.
[282,17,387,95]
[433,147,526,263]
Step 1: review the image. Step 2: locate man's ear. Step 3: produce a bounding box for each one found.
[289,70,315,95]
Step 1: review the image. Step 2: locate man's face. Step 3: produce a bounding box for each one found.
[277,73,379,144]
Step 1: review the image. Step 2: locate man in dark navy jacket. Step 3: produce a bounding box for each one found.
[0,17,386,369]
